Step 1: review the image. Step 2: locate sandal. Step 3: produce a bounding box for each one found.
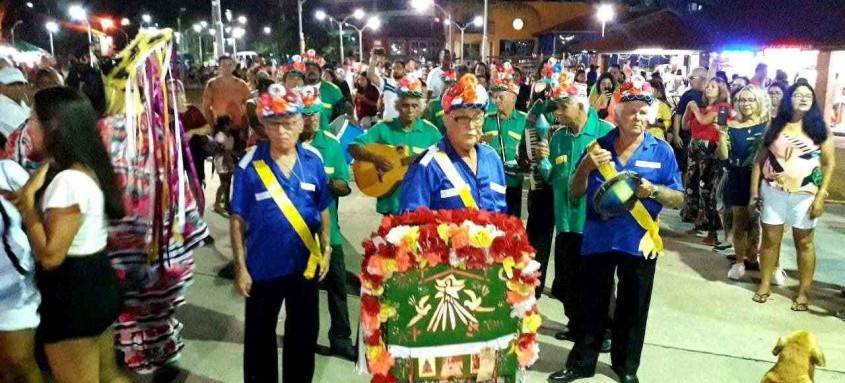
[752,293,771,303]
[791,300,809,312]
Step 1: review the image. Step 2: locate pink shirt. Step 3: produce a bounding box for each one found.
[763,126,822,194]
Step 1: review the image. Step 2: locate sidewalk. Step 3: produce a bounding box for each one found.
[155,175,845,382]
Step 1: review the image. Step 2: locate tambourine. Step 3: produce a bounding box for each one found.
[593,170,643,218]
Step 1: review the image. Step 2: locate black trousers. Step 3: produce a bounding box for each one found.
[325,246,352,346]
[566,253,656,376]
[526,188,555,298]
[505,185,523,218]
[551,232,583,330]
[244,273,319,383]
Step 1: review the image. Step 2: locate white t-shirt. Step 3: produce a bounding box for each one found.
[0,160,39,327]
[426,66,447,100]
[380,77,399,121]
[41,169,108,256]
[0,95,30,139]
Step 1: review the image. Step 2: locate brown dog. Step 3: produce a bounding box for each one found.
[761,330,825,383]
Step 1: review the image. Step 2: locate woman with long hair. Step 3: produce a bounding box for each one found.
[681,77,731,244]
[354,73,380,128]
[8,87,129,382]
[648,78,672,140]
[589,73,618,119]
[751,83,835,310]
[717,85,770,280]
[473,61,490,88]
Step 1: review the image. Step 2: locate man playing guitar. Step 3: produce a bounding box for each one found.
[348,76,442,215]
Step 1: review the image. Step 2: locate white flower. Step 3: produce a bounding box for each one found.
[510,295,537,318]
[521,260,541,276]
[385,225,411,245]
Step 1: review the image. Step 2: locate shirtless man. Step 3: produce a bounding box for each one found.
[202,56,251,154]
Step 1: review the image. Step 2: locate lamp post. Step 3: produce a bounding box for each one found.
[193,24,205,63]
[69,4,93,64]
[316,8,366,64]
[346,17,380,62]
[45,21,59,55]
[232,27,245,57]
[211,0,225,59]
[482,0,489,62]
[298,0,307,54]
[455,16,483,64]
[411,0,453,52]
[596,4,615,38]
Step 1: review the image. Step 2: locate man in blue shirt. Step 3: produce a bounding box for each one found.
[400,74,507,213]
[230,84,333,383]
[550,81,684,383]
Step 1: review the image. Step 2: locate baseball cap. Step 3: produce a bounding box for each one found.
[0,68,27,85]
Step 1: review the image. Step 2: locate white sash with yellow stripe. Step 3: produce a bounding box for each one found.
[432,152,479,210]
[253,160,325,279]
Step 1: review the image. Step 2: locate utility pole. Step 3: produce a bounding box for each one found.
[211,0,225,58]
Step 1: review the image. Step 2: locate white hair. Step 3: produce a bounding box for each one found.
[614,101,658,125]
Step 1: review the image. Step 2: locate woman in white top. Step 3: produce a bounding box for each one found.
[0,160,43,382]
[7,87,130,382]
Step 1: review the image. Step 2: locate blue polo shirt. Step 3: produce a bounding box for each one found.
[230,142,333,281]
[582,129,683,258]
[400,138,507,213]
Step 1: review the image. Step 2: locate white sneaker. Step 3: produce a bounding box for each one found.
[772,267,787,286]
[727,263,746,280]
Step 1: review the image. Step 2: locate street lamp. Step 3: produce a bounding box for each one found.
[200,21,208,28]
[596,4,615,38]
[69,4,93,62]
[315,8,367,64]
[141,14,152,28]
[193,24,205,63]
[100,18,115,31]
[482,0,488,62]
[238,15,247,25]
[411,0,453,53]
[26,2,34,8]
[346,16,381,62]
[263,26,272,35]
[121,18,130,27]
[232,27,245,56]
[455,16,483,63]
[45,21,59,55]
[297,0,308,54]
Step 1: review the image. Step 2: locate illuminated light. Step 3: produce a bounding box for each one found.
[45,21,59,33]
[472,16,483,27]
[512,18,524,31]
[315,10,327,21]
[69,4,87,21]
[121,18,130,26]
[193,24,202,33]
[100,18,115,30]
[353,9,365,20]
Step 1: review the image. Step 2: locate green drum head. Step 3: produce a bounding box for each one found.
[594,171,642,218]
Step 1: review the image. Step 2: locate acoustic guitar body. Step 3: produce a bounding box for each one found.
[353,144,412,198]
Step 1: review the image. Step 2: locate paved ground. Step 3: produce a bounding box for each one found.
[144,164,845,383]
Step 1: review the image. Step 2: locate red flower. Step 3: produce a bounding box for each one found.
[372,373,398,383]
[365,330,382,346]
[362,294,380,316]
[457,246,487,270]
[517,333,537,350]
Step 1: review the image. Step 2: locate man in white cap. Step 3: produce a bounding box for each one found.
[400,74,507,213]
[0,67,30,144]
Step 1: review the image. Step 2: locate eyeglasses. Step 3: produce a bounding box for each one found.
[737,98,757,104]
[792,94,814,101]
[452,115,485,126]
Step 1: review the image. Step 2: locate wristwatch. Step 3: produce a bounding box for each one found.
[648,184,660,200]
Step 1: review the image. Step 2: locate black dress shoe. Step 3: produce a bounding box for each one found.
[618,374,640,383]
[548,369,592,382]
[554,328,574,341]
[330,342,357,361]
[600,337,612,353]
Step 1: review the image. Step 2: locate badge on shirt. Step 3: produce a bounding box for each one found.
[300,182,316,191]
[324,167,335,175]
[634,160,662,169]
[255,191,272,201]
[555,155,568,165]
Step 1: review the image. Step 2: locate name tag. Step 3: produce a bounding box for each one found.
[555,155,567,165]
[440,187,461,198]
[324,167,335,175]
[486,130,499,137]
[255,191,272,201]
[300,182,316,192]
[490,182,507,194]
[635,160,662,169]
[507,131,522,140]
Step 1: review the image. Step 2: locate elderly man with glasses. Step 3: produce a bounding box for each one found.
[400,74,507,213]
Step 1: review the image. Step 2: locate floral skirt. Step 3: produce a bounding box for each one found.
[680,141,724,231]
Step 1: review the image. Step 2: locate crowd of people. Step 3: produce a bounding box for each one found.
[0,38,840,383]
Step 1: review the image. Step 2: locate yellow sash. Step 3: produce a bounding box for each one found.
[589,142,664,258]
[433,152,478,209]
[253,160,324,279]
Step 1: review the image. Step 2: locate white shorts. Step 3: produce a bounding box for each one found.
[760,182,818,230]
[0,285,40,332]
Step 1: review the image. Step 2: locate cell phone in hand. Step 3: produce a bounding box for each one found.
[717,106,729,127]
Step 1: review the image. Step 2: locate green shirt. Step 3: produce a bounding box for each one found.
[540,108,614,234]
[306,130,350,245]
[483,110,527,187]
[423,99,447,135]
[352,118,443,215]
[320,80,345,131]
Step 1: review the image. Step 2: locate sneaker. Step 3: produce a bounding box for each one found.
[713,243,732,252]
[727,263,746,280]
[772,267,787,286]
